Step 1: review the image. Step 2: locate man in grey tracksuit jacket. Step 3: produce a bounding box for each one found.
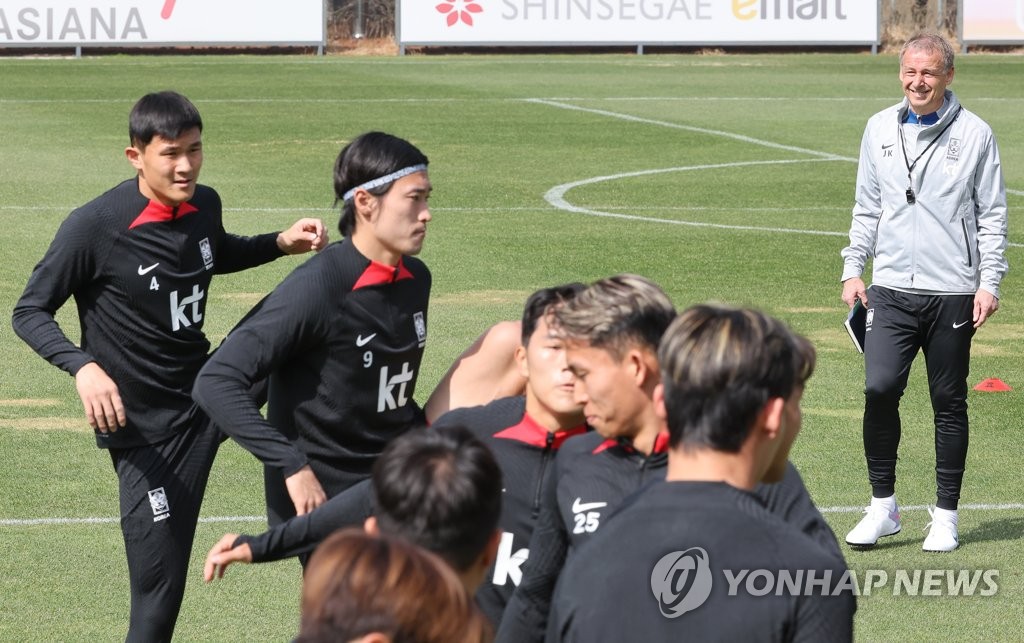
[840,33,1008,553]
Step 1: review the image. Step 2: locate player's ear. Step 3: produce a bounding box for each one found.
[352,188,377,220]
[125,145,143,170]
[514,344,529,380]
[653,383,667,422]
[759,397,785,441]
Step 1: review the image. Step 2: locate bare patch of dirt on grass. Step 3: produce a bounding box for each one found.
[431,290,532,307]
[0,417,87,431]
[0,399,61,408]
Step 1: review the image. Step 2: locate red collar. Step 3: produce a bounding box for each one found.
[594,430,670,455]
[353,258,414,290]
[129,200,199,230]
[494,412,587,449]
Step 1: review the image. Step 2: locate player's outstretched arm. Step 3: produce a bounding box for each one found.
[277,217,328,255]
[203,533,253,582]
[424,320,526,423]
[203,479,373,583]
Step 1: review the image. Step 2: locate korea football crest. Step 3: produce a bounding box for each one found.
[199,237,214,270]
[414,311,427,347]
[947,138,961,161]
[148,487,170,522]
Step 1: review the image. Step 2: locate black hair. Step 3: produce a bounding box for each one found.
[520,283,586,346]
[128,91,203,148]
[372,425,502,572]
[658,305,816,452]
[333,132,430,237]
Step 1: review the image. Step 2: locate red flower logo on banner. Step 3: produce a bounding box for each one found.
[436,0,483,26]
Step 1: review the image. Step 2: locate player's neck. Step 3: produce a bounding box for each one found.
[666,447,758,490]
[350,231,401,266]
[628,413,665,456]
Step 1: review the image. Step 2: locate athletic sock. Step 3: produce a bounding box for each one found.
[871,494,897,512]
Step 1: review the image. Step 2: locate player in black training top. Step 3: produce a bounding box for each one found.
[547,305,856,642]
[11,91,326,643]
[203,284,589,627]
[193,132,437,529]
[497,275,844,643]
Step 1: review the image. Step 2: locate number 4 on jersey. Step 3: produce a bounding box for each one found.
[149,277,160,291]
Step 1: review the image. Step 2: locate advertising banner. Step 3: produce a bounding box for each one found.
[0,0,324,47]
[399,0,878,47]
[962,0,1024,44]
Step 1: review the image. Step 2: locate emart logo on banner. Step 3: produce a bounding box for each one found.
[401,0,877,46]
[436,0,483,27]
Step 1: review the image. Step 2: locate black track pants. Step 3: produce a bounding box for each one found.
[109,417,221,642]
[861,286,975,510]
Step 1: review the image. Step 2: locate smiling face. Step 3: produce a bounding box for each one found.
[899,45,954,115]
[519,314,583,429]
[353,171,432,265]
[126,127,203,207]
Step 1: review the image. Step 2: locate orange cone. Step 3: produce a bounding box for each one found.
[973,378,1012,392]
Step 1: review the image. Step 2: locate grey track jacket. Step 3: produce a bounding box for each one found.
[841,90,1008,298]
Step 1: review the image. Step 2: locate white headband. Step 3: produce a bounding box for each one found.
[342,164,428,203]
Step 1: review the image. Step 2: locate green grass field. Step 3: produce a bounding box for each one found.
[1,52,1022,641]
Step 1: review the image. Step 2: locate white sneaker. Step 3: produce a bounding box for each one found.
[846,503,901,547]
[923,507,959,552]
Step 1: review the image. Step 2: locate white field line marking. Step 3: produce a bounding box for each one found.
[534,99,1024,242]
[0,205,853,214]
[4,504,1021,526]
[819,503,1024,514]
[0,97,502,105]
[547,158,849,238]
[527,98,851,161]
[4,96,1022,105]
[0,515,265,526]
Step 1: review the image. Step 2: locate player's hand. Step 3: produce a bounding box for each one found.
[203,533,253,582]
[973,289,999,329]
[277,218,328,254]
[286,465,327,516]
[74,362,126,433]
[841,278,868,309]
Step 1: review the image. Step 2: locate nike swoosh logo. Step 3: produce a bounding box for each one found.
[356,333,377,347]
[137,263,159,275]
[952,321,971,329]
[572,498,607,514]
[881,144,895,149]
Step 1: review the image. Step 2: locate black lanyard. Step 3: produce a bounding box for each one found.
[898,106,962,204]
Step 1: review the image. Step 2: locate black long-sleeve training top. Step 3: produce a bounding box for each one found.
[547,481,856,642]
[13,178,282,448]
[193,237,431,490]
[497,434,843,643]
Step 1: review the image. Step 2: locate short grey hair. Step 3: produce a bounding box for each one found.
[899,31,955,74]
